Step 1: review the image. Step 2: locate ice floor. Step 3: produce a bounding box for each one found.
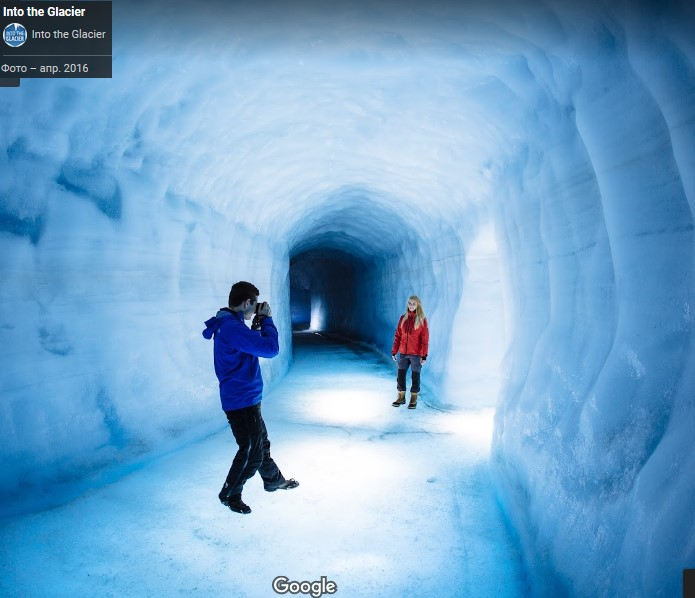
[1,332,528,597]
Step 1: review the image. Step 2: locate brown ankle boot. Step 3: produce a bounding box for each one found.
[392,391,406,407]
[408,392,418,409]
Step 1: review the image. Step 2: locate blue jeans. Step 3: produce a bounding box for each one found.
[220,403,285,499]
[397,354,422,393]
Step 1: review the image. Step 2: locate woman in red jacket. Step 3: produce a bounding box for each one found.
[391,295,429,409]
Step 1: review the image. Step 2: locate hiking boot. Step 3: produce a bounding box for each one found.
[265,478,299,492]
[408,392,418,409]
[392,391,406,407]
[220,493,251,514]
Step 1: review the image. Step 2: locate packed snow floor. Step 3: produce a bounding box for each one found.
[1,332,528,597]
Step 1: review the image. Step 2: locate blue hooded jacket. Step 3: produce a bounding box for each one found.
[202,308,279,411]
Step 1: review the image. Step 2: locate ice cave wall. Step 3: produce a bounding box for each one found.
[488,2,695,596]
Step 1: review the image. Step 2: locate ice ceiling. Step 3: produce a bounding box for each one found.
[1,0,694,595]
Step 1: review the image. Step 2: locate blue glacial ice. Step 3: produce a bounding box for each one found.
[1,0,694,595]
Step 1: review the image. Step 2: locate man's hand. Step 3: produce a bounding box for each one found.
[251,302,272,331]
[392,354,398,362]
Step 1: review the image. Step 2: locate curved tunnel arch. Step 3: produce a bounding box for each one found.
[279,186,470,393]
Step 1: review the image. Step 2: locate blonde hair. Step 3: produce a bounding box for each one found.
[401,295,426,329]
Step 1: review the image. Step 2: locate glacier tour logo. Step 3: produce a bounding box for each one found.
[3,23,27,47]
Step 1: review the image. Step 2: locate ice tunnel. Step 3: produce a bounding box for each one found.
[1,0,694,595]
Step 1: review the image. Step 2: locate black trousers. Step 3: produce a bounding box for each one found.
[220,402,285,499]
[397,354,422,393]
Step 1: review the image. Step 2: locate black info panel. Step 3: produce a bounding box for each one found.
[1,2,112,79]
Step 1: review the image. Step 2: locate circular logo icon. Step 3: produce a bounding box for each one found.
[3,23,27,48]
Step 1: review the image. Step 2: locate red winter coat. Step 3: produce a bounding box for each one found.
[391,310,429,358]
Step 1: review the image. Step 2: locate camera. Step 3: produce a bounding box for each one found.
[251,301,268,331]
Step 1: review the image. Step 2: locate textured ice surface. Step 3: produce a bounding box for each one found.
[0,334,527,597]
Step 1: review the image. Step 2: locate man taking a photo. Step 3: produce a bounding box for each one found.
[202,281,299,514]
